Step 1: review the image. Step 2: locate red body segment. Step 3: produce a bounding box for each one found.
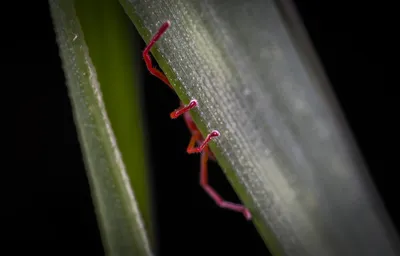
[142,21,251,220]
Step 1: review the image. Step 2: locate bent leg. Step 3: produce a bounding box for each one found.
[199,148,251,220]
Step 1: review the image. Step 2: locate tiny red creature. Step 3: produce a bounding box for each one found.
[143,21,251,220]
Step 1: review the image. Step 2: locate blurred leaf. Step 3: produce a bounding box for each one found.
[49,0,153,255]
[75,0,155,248]
[119,0,400,255]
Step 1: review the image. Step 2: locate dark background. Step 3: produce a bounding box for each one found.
[6,1,397,255]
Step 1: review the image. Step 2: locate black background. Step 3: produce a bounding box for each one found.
[6,1,398,255]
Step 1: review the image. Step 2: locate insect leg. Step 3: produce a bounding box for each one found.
[187,130,220,154]
[143,21,173,89]
[187,133,199,152]
[170,100,198,119]
[200,148,252,220]
[143,21,200,118]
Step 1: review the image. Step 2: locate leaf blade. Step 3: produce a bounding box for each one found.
[74,0,156,248]
[119,0,400,255]
[49,1,153,255]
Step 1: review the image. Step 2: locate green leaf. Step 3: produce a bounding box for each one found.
[74,0,156,249]
[49,1,153,255]
[118,0,400,255]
